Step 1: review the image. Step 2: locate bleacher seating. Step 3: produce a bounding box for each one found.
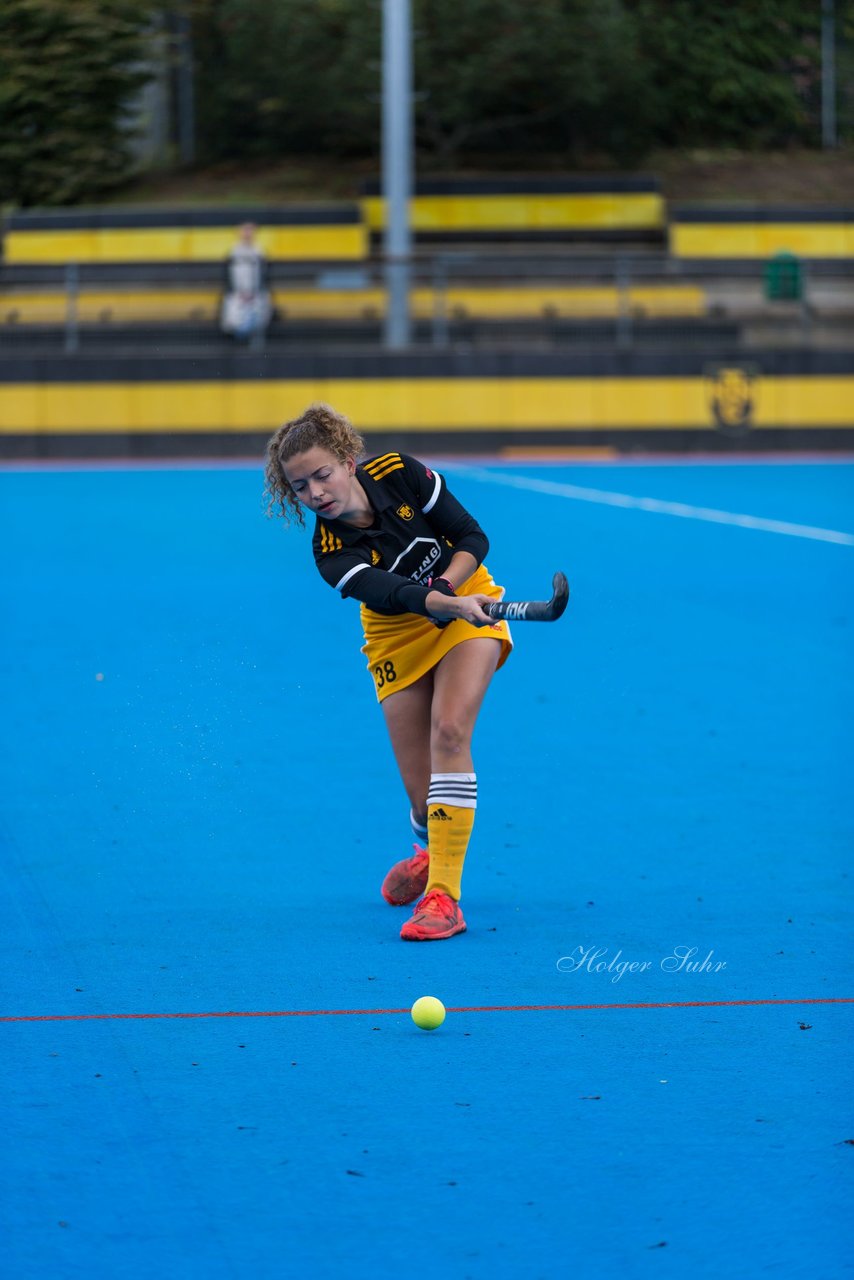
[360,175,665,243]
[2,205,367,264]
[1,187,851,355]
[669,205,854,260]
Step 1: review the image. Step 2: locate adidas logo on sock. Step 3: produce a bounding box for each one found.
[429,807,452,821]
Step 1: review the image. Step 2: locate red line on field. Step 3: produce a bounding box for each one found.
[3,452,853,475]
[1,996,852,1024]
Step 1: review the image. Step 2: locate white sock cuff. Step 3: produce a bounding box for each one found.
[428,772,477,810]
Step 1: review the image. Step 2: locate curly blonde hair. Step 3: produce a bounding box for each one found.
[263,403,365,526]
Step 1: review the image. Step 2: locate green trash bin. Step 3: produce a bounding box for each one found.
[765,252,802,301]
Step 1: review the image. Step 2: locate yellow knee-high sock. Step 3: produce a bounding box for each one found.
[425,772,477,900]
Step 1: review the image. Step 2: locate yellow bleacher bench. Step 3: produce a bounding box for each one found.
[2,205,367,264]
[361,175,665,242]
[0,282,706,326]
[669,205,854,259]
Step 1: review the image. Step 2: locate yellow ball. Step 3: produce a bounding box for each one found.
[411,996,446,1030]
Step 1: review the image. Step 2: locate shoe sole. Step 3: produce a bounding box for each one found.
[400,921,467,942]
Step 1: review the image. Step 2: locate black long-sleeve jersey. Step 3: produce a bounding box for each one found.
[311,452,489,617]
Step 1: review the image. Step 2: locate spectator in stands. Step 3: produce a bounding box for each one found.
[221,222,272,341]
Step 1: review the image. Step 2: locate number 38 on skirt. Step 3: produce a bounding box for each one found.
[374,660,398,689]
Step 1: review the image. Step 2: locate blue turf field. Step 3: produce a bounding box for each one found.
[2,457,853,1278]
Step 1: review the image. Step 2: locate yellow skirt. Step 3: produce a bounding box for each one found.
[361,562,513,703]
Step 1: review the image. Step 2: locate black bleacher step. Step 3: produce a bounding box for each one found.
[0,316,742,354]
[2,259,850,295]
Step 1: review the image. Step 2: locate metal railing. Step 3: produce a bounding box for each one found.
[0,251,850,354]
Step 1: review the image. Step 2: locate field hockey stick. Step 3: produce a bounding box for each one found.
[483,571,570,622]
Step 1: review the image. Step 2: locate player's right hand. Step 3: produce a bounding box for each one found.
[426,591,494,628]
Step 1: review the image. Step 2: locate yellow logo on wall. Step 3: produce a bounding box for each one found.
[397,503,414,521]
[706,365,757,435]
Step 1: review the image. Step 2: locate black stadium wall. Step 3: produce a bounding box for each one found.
[1,348,851,459]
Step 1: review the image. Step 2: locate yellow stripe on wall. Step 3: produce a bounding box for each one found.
[1,376,851,434]
[362,193,665,233]
[2,225,367,264]
[671,223,854,258]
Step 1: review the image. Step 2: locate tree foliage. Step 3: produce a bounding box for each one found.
[412,0,654,165]
[190,0,831,169]
[0,0,156,207]
[0,0,842,209]
[191,0,380,163]
[191,0,657,167]
[628,0,822,148]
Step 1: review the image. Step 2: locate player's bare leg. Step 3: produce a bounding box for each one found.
[402,637,502,941]
[379,671,434,905]
[429,637,502,773]
[381,669,434,822]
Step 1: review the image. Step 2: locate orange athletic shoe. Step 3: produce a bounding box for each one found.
[381,844,430,906]
[400,889,467,941]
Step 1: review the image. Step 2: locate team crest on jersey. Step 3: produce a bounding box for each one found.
[397,503,414,521]
[370,548,381,566]
[706,365,757,436]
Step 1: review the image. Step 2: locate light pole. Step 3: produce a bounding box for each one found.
[822,0,837,150]
[174,9,196,167]
[382,0,412,347]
